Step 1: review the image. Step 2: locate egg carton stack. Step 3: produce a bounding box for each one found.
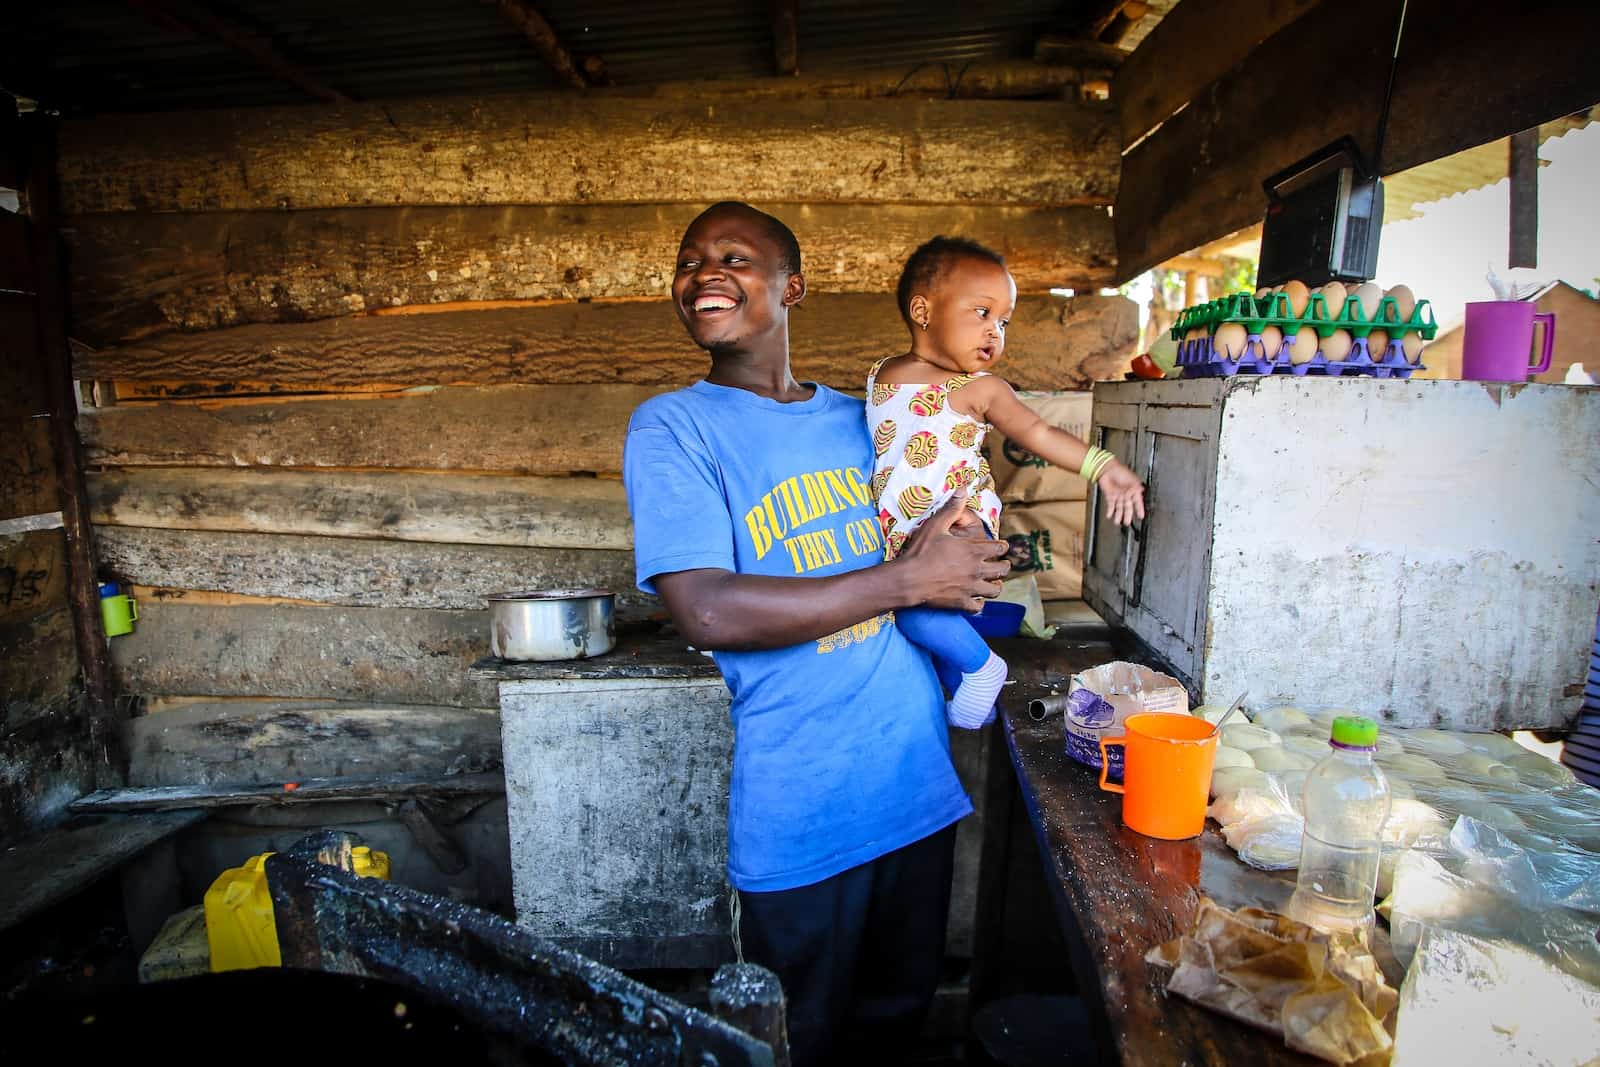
[1171,281,1438,379]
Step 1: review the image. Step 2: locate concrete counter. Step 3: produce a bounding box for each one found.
[479,624,1098,972]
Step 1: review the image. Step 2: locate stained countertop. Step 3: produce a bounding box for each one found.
[471,621,722,682]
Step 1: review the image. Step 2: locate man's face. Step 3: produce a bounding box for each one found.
[672,206,805,353]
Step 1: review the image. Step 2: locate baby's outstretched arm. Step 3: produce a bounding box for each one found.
[972,377,1146,526]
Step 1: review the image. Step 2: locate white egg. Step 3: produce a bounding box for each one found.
[1352,282,1382,320]
[1386,284,1417,321]
[1288,325,1319,365]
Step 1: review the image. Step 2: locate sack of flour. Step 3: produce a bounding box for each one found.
[1064,661,1188,776]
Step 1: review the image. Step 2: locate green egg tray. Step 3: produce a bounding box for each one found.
[1170,290,1439,341]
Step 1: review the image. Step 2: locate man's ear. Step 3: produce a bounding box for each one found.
[782,271,807,307]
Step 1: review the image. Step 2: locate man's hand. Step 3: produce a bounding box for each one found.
[893,492,1011,612]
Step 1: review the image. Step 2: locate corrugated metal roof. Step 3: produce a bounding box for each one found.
[4,0,1128,115]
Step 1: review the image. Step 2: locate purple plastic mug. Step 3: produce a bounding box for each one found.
[1462,301,1555,381]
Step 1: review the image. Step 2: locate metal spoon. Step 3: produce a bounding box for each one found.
[1209,691,1250,736]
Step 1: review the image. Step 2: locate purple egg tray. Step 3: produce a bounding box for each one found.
[1177,332,1426,379]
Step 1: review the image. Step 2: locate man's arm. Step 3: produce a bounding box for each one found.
[655,493,1009,651]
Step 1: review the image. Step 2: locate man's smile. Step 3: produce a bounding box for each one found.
[689,289,741,316]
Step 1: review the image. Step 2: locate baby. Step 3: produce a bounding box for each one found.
[868,236,1146,727]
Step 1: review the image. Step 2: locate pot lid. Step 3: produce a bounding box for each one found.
[486,588,613,602]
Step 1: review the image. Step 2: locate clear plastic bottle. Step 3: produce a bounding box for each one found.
[1287,715,1391,937]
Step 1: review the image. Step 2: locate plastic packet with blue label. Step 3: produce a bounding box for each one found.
[1064,660,1188,778]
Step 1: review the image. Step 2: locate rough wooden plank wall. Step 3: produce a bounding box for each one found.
[61,86,1131,744]
[75,293,1138,393]
[110,600,498,707]
[67,203,1115,345]
[87,469,633,550]
[58,97,1118,214]
[79,385,659,474]
[95,527,644,610]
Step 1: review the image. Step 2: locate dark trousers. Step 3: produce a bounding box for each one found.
[736,824,958,1067]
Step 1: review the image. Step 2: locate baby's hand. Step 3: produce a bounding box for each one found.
[1099,460,1146,526]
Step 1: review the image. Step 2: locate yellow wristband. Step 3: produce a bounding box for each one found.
[1080,446,1114,482]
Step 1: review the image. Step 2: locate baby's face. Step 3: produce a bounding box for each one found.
[921,257,1017,375]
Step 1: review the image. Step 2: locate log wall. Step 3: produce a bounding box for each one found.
[59,89,1135,717]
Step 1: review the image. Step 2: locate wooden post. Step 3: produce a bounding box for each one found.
[1099,0,1150,45]
[1183,270,1197,311]
[22,115,122,785]
[1509,129,1538,269]
[772,0,799,77]
[497,0,589,89]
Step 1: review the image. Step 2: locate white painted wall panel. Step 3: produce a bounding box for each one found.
[1090,378,1600,729]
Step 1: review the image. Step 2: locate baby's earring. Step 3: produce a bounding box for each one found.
[919,319,928,331]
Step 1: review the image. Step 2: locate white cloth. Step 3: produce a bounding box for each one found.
[865,358,1003,558]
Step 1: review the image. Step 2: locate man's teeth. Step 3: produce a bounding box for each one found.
[694,296,737,311]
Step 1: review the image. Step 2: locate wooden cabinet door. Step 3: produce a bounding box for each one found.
[1081,395,1138,624]
[1124,399,1219,685]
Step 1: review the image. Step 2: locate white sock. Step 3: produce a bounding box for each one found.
[947,651,1007,729]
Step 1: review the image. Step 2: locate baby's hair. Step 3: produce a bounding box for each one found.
[896,236,1006,326]
[702,201,803,275]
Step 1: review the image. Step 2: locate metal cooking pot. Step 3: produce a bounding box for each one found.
[487,588,615,661]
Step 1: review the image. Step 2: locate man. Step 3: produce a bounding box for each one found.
[623,202,1009,1065]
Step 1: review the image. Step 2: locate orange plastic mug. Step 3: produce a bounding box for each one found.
[1098,712,1218,840]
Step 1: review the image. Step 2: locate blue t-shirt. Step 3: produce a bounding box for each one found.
[623,379,973,892]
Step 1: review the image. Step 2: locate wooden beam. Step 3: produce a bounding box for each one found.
[73,293,1137,395]
[127,0,351,104]
[87,468,632,550]
[63,203,1116,345]
[1080,0,1135,42]
[1032,35,1128,69]
[1509,128,1538,269]
[772,0,799,77]
[93,527,645,611]
[1099,1,1151,46]
[108,600,499,706]
[57,97,1117,214]
[1159,255,1227,279]
[79,384,658,475]
[613,60,1105,101]
[125,701,502,789]
[22,117,116,775]
[1115,0,1323,149]
[72,771,504,813]
[1115,0,1600,282]
[496,0,588,90]
[0,810,205,932]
